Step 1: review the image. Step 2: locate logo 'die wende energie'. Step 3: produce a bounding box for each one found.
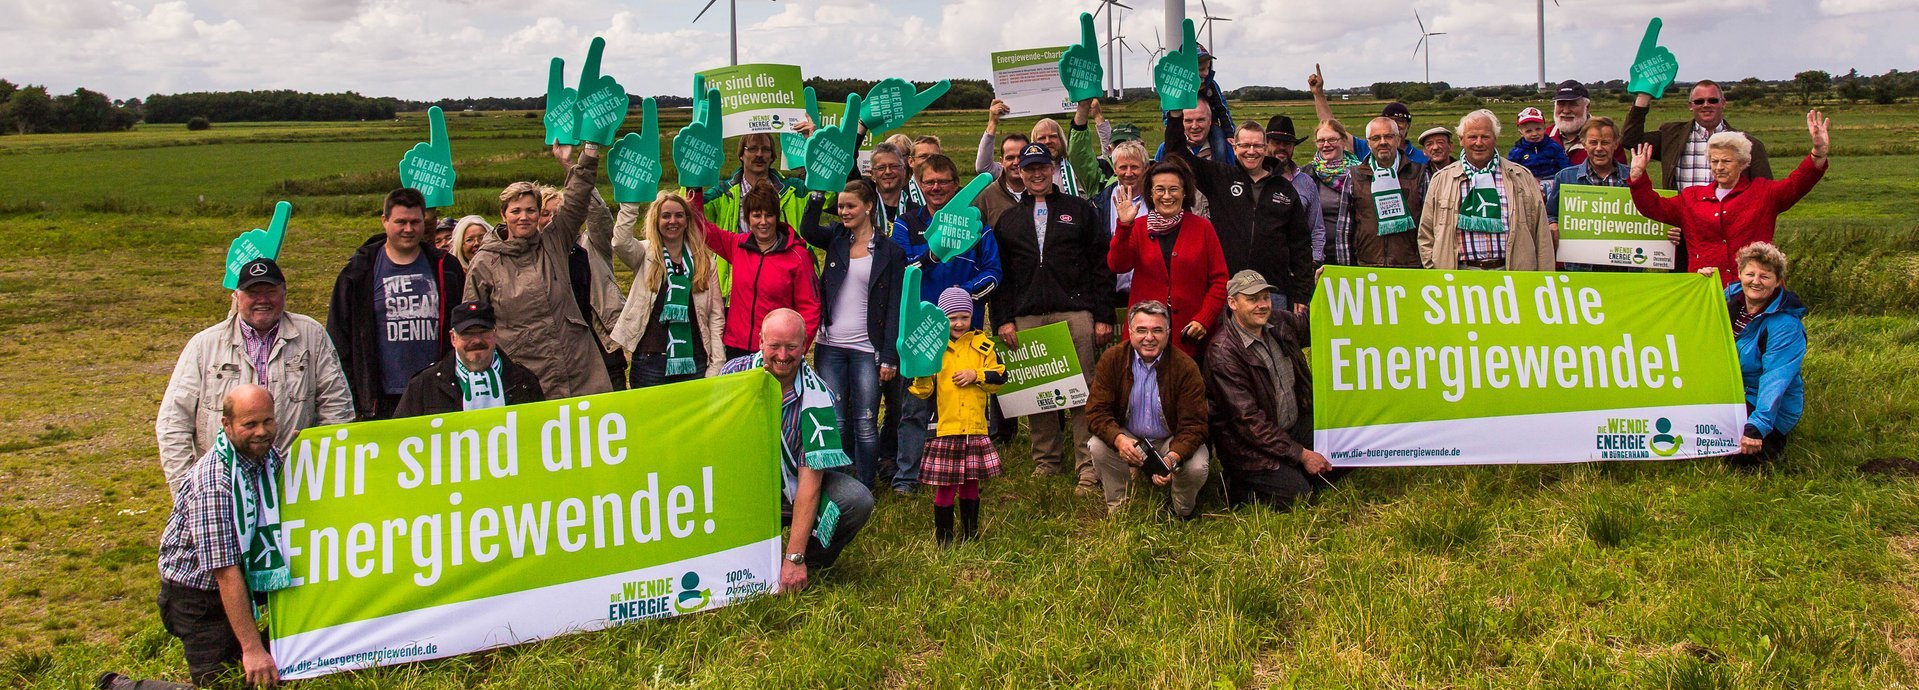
[1594,417,1684,459]
[608,571,710,624]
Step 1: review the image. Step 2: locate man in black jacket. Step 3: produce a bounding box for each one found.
[1161,116,1315,312]
[991,143,1116,491]
[328,188,467,420]
[395,301,544,418]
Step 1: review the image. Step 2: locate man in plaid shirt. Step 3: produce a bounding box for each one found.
[105,385,283,688]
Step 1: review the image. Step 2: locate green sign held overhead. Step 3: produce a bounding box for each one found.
[544,57,579,146]
[1628,18,1679,98]
[926,174,993,262]
[674,89,725,190]
[804,93,863,193]
[608,98,663,204]
[1154,19,1201,112]
[693,63,807,139]
[223,201,291,290]
[574,37,628,146]
[398,107,456,208]
[1057,13,1105,103]
[896,266,950,379]
[859,78,949,135]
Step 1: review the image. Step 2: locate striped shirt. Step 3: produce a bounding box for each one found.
[156,445,277,590]
[1457,161,1510,264]
[239,321,278,386]
[1677,121,1728,191]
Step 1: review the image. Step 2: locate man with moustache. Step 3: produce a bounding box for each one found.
[329,187,466,420]
[394,301,545,417]
[1547,80,1594,166]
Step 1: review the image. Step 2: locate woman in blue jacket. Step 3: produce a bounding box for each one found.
[800,180,906,488]
[1720,241,1805,468]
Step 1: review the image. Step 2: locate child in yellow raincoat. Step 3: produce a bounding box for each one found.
[909,287,1007,545]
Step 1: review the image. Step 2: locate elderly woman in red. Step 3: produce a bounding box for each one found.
[1109,160,1229,358]
[1629,110,1831,285]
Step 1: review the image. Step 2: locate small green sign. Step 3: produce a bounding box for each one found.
[926,174,993,262]
[1153,19,1201,112]
[674,89,725,189]
[993,321,1090,417]
[693,63,807,139]
[544,57,579,146]
[859,78,949,135]
[896,265,950,379]
[804,93,863,193]
[1556,184,1677,270]
[574,37,628,146]
[1057,13,1105,103]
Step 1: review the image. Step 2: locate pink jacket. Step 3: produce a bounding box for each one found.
[692,191,820,352]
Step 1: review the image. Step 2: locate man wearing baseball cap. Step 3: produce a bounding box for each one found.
[1204,270,1331,509]
[1549,79,1593,165]
[1264,114,1324,273]
[394,301,545,417]
[990,142,1116,491]
[156,257,354,495]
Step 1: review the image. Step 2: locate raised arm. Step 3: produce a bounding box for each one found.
[611,202,648,270]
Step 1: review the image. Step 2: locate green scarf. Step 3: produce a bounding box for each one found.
[455,351,507,411]
[660,247,697,377]
[750,353,848,545]
[1457,159,1507,233]
[213,431,291,595]
[1368,156,1414,235]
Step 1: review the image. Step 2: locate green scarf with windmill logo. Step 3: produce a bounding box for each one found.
[659,246,697,377]
[213,431,291,595]
[1457,159,1508,233]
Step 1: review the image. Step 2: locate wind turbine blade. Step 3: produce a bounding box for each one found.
[1415,9,1426,33]
[1113,0,1133,8]
[1431,31,1446,36]
[1414,35,1426,56]
[1214,17,1232,21]
[1200,0,1210,16]
[693,0,720,23]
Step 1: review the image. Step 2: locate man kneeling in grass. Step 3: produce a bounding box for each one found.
[1205,271,1336,509]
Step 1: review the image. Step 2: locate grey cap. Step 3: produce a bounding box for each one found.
[1226,269,1276,296]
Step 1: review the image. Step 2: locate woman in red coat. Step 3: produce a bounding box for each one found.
[1109,161,1229,357]
[1629,109,1831,285]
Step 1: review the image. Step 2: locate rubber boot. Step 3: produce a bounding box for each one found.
[959,498,980,541]
[934,504,955,547]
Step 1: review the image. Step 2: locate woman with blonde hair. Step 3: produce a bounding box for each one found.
[448,215,492,268]
[609,191,727,387]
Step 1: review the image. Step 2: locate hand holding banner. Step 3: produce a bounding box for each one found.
[223,201,291,289]
[608,98,663,203]
[398,107,455,208]
[674,89,725,189]
[1154,19,1202,112]
[574,37,628,146]
[897,266,949,379]
[1627,18,1678,98]
[925,174,993,261]
[860,78,949,135]
[543,58,579,146]
[1057,13,1105,103]
[804,93,863,193]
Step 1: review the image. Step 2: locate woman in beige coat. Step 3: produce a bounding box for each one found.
[463,145,613,398]
[609,190,727,387]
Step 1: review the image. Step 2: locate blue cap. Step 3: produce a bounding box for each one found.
[1016,143,1053,168]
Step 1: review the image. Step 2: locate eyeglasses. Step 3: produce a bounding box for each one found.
[1314,137,1342,145]
[1691,97,1722,105]
[871,164,905,173]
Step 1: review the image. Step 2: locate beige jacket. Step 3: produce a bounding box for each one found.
[464,152,614,398]
[609,203,728,376]
[576,190,626,351]
[1417,157,1555,270]
[155,311,353,494]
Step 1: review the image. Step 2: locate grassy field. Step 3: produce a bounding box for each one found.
[1,97,1917,688]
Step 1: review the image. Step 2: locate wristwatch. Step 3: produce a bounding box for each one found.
[784,552,806,565]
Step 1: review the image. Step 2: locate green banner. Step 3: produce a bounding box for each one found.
[1557,183,1678,269]
[694,63,806,139]
[268,373,784,679]
[1310,266,1747,465]
[994,321,1090,417]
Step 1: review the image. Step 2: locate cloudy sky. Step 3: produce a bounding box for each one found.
[5,0,1916,101]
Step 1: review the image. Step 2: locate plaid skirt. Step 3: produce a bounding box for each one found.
[919,434,1002,486]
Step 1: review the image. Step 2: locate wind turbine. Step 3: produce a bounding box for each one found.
[1413,10,1446,85]
[1535,0,1558,91]
[1092,0,1133,98]
[693,0,778,66]
[1198,0,1231,50]
[1104,14,1135,98]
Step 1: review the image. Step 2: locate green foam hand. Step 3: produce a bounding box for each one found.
[543,57,579,146]
[222,201,291,290]
[607,98,663,203]
[1154,18,1201,112]
[781,86,821,169]
[573,37,628,146]
[1058,13,1105,103]
[925,173,993,262]
[674,88,725,189]
[1627,18,1679,98]
[896,265,950,379]
[805,93,863,193]
[859,78,949,135]
[398,106,455,208]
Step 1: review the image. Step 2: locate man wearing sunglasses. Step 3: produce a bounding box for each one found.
[1624,80,1773,191]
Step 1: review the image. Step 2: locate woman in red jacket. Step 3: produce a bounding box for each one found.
[1109,161,1229,357]
[1629,109,1831,285]
[696,184,821,358]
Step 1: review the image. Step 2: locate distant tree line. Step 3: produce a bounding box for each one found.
[0,80,139,134]
[143,90,397,124]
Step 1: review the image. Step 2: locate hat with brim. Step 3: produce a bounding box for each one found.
[236,258,285,289]
[1417,126,1453,144]
[1225,269,1276,297]
[1016,143,1053,168]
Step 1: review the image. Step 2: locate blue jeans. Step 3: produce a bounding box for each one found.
[815,344,883,487]
[781,471,874,568]
[894,390,933,491]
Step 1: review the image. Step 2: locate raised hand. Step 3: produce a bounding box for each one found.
[1058,13,1105,103]
[544,57,579,146]
[895,266,950,379]
[1115,188,1137,227]
[1307,63,1324,93]
[860,78,950,135]
[1629,142,1653,181]
[674,88,725,189]
[782,86,821,168]
[1627,18,1678,98]
[925,174,994,261]
[398,106,456,208]
[1807,109,1831,158]
[224,201,291,289]
[805,93,864,193]
[608,98,663,203]
[1154,18,1201,112]
[574,37,629,146]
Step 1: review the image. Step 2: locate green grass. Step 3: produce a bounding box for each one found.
[2,100,1917,688]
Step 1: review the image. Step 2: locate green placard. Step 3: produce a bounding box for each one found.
[1556,184,1678,270]
[694,63,807,139]
[398,107,455,208]
[1057,13,1105,103]
[223,201,291,290]
[781,87,848,169]
[1628,18,1679,98]
[859,78,950,135]
[1153,19,1201,112]
[803,93,863,193]
[608,98,663,204]
[993,321,1090,417]
[896,265,949,379]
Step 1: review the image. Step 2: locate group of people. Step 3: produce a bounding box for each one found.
[126,49,1830,687]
